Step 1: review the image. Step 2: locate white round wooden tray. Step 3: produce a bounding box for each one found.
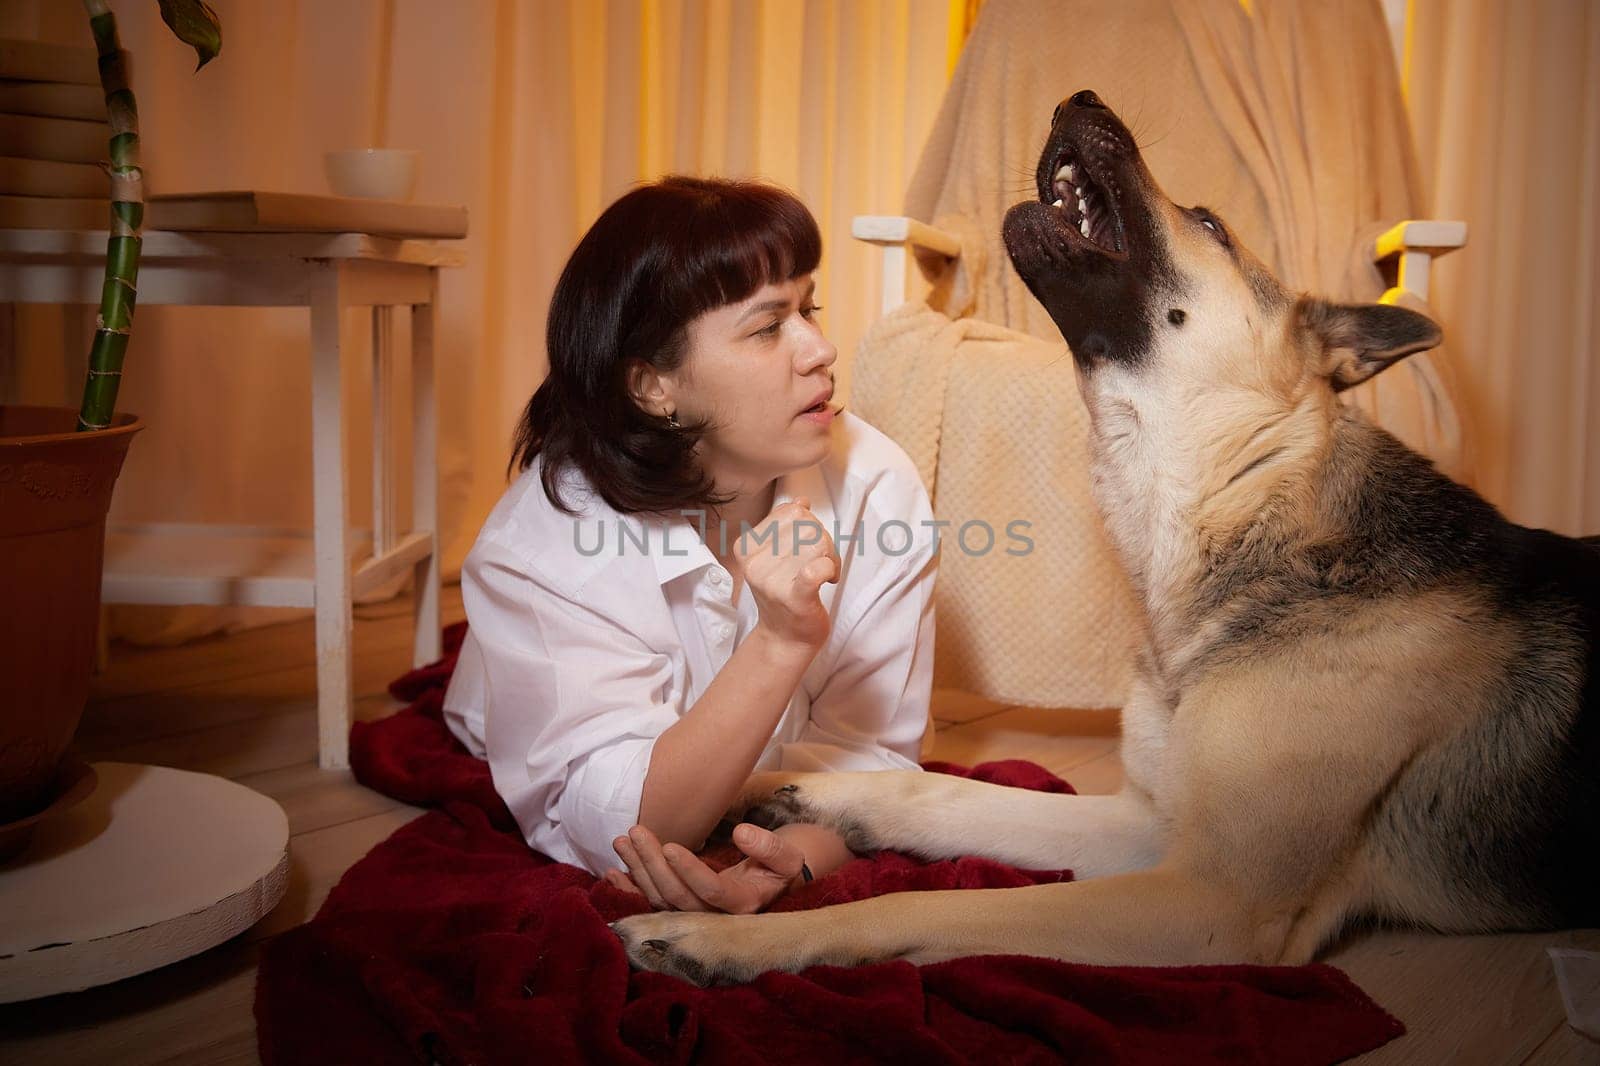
[0,761,289,1003]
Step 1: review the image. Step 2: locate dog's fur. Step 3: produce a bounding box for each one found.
[613,91,1600,985]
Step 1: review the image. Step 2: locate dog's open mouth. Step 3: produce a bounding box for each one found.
[1042,147,1125,256]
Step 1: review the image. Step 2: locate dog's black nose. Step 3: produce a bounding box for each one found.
[1069,89,1107,110]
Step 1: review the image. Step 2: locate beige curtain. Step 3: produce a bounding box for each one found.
[1408,0,1600,536]
[6,0,1593,646]
[0,0,951,641]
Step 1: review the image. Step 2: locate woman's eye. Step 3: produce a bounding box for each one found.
[753,304,822,339]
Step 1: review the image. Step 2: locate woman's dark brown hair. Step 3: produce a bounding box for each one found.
[513,175,822,516]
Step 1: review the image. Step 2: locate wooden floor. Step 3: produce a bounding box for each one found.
[1,584,1595,1065]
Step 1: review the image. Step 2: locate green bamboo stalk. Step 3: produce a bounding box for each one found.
[75,0,220,433]
[77,0,140,432]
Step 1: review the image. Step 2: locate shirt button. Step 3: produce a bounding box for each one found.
[708,568,728,587]
[716,622,734,641]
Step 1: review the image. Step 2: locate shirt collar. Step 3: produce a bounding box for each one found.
[642,511,718,587]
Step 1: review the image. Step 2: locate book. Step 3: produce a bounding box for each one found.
[0,112,108,165]
[0,78,105,121]
[0,194,107,229]
[146,191,469,239]
[0,156,107,198]
[0,39,99,86]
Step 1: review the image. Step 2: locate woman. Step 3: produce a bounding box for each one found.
[443,176,937,913]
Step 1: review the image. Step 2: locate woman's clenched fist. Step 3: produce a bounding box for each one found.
[737,496,839,653]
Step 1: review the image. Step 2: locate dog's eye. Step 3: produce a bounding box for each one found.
[1193,210,1231,248]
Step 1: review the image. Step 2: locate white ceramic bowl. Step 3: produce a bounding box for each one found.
[323,148,419,201]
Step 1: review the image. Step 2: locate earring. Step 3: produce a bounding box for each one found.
[666,410,681,430]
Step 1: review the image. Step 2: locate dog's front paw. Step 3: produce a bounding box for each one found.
[728,771,901,852]
[727,771,816,830]
[611,912,765,986]
[743,783,812,832]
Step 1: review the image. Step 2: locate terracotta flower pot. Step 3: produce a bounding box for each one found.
[0,405,141,824]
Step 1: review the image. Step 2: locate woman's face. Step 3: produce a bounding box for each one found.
[662,274,839,492]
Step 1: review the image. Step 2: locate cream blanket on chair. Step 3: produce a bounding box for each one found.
[853,303,1139,709]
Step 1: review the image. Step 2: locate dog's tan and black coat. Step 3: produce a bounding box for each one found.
[613,90,1599,984]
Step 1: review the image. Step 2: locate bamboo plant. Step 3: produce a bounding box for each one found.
[76,0,221,431]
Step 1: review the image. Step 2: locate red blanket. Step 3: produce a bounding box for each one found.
[254,622,1402,1065]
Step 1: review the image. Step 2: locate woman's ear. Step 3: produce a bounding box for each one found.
[627,359,672,417]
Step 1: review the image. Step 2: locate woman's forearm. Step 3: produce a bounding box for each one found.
[637,625,816,848]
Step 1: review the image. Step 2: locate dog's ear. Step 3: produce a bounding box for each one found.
[1298,297,1442,392]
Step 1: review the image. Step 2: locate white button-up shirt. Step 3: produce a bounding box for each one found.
[443,412,938,873]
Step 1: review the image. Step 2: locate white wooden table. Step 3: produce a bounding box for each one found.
[0,228,465,768]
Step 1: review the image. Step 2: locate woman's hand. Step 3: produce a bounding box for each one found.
[739,496,839,653]
[606,822,808,914]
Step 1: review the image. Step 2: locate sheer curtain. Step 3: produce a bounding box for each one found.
[0,0,952,641]
[1407,0,1600,535]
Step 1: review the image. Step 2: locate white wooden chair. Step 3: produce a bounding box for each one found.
[853,215,1465,319]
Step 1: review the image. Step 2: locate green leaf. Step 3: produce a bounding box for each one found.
[157,0,222,71]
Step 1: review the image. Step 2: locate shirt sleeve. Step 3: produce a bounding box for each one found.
[778,528,938,775]
[463,538,678,875]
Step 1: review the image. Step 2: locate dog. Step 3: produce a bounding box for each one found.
[612,89,1600,986]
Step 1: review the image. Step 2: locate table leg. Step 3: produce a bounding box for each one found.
[371,305,393,558]
[411,272,441,666]
[310,264,353,770]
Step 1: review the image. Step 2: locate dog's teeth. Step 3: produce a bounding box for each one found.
[1074,185,1084,200]
[1080,217,1092,237]
[1052,198,1064,209]
[1077,196,1088,215]
[1054,165,1072,183]
[1066,164,1076,181]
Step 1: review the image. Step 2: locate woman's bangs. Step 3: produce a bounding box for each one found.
[680,189,822,318]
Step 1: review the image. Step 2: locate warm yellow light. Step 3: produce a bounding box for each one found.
[947,0,987,77]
